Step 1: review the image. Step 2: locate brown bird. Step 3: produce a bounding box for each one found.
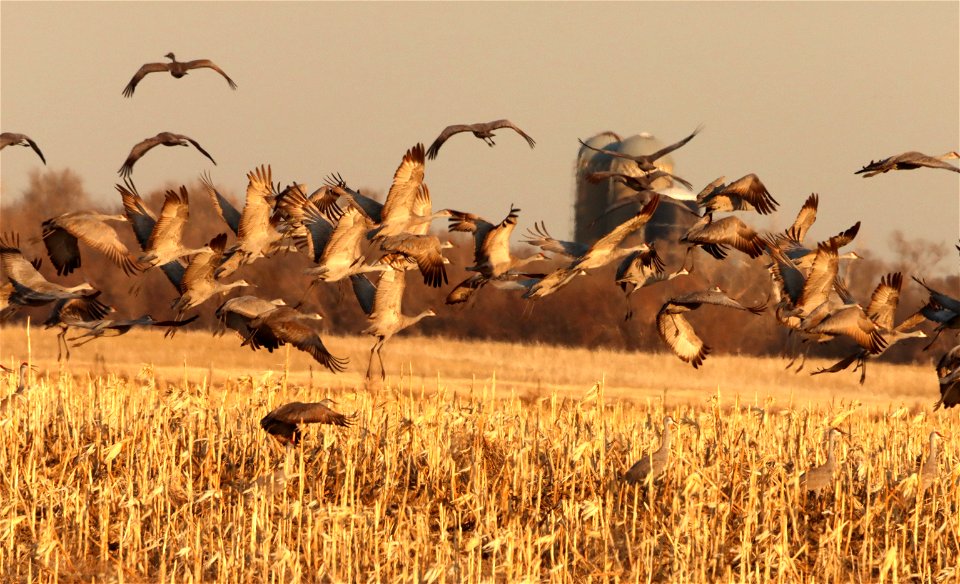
[656,287,766,368]
[42,295,115,361]
[242,306,349,374]
[170,233,252,320]
[935,345,960,410]
[68,314,199,345]
[260,399,352,446]
[1,233,99,308]
[680,213,767,260]
[122,52,237,97]
[119,132,216,178]
[623,416,678,484]
[42,211,142,276]
[0,362,36,414]
[523,195,662,299]
[578,125,702,176]
[137,186,208,267]
[799,428,844,494]
[376,233,452,288]
[0,132,46,164]
[919,430,944,487]
[116,179,187,293]
[811,273,926,383]
[357,267,437,380]
[696,174,779,215]
[855,150,960,177]
[426,119,535,159]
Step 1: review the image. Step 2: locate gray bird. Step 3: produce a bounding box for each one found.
[426,119,536,159]
[0,132,45,164]
[260,399,352,446]
[119,132,216,178]
[122,52,237,97]
[799,428,844,494]
[855,150,960,177]
[624,416,678,485]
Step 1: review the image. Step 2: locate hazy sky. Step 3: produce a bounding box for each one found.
[1,2,958,267]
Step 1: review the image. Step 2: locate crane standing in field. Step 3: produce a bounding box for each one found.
[623,416,678,485]
[0,362,35,414]
[799,428,845,494]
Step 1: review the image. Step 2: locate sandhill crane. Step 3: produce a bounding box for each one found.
[215,165,292,278]
[802,304,888,355]
[68,314,198,345]
[0,132,46,164]
[444,205,548,303]
[241,306,348,373]
[426,120,536,159]
[523,195,661,299]
[855,150,960,177]
[119,132,216,178]
[616,245,694,320]
[375,144,427,237]
[260,399,352,446]
[913,277,959,348]
[656,287,766,368]
[41,211,142,276]
[322,173,385,224]
[934,345,960,409]
[0,362,36,414]
[577,125,702,182]
[43,296,114,361]
[122,52,237,97]
[812,273,926,383]
[304,206,382,282]
[799,428,844,494]
[696,174,779,215]
[445,271,547,305]
[357,267,436,380]
[774,222,862,271]
[919,430,943,487]
[215,295,285,337]
[116,179,187,292]
[680,213,766,260]
[0,233,99,308]
[137,186,207,267]
[623,416,678,484]
[376,233,452,288]
[171,233,252,320]
[585,168,691,192]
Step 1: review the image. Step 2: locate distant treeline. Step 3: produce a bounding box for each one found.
[1,168,956,365]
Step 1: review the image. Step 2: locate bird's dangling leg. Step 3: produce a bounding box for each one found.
[377,342,387,381]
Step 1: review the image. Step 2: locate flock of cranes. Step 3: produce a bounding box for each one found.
[2,52,960,452]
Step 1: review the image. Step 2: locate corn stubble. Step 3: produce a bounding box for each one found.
[0,365,957,582]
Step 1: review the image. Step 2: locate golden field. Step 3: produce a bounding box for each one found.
[0,323,957,583]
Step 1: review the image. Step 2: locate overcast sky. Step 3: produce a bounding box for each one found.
[1,2,957,267]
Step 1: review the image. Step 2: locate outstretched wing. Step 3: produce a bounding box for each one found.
[656,308,710,368]
[122,62,169,97]
[426,125,473,159]
[183,59,238,90]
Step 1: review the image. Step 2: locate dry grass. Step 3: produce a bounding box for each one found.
[1,323,957,582]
